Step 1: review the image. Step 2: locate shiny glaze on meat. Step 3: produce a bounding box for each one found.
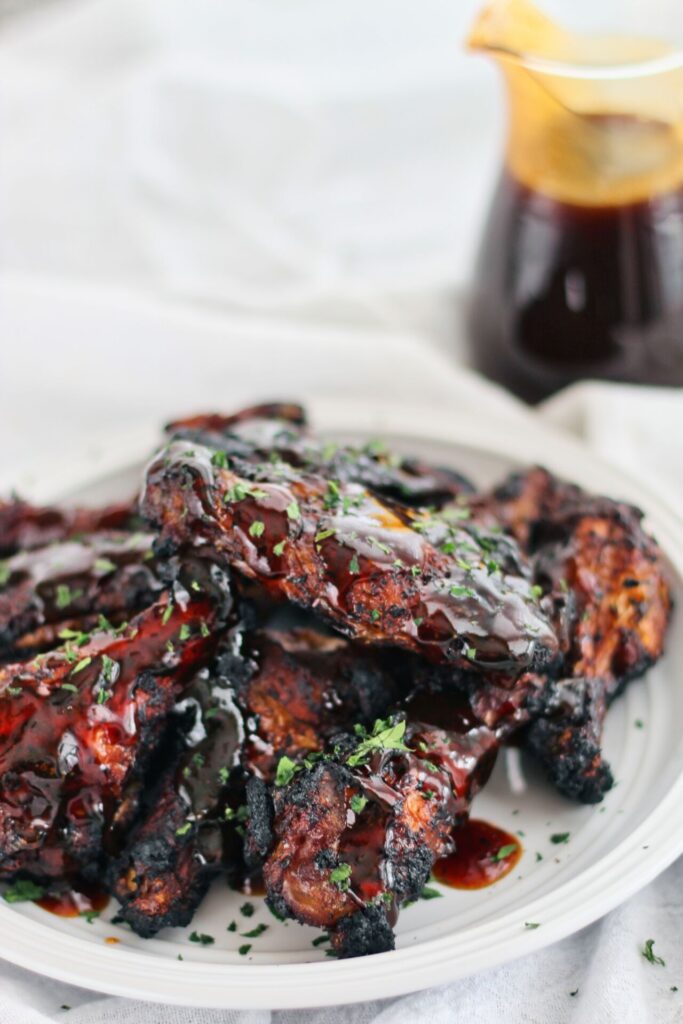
[142,441,558,673]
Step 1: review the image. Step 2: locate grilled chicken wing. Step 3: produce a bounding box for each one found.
[0,559,232,884]
[142,442,558,673]
[0,497,137,557]
[494,468,672,801]
[0,532,161,658]
[249,702,498,957]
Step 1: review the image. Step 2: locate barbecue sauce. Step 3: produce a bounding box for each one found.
[469,171,683,403]
[37,882,109,919]
[467,1,683,402]
[433,818,522,889]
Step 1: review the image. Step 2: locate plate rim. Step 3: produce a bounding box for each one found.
[2,397,683,1009]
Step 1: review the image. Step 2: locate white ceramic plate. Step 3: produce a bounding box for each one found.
[1,398,683,1010]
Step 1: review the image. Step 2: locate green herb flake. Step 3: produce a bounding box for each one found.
[642,939,665,966]
[348,554,360,575]
[179,624,191,641]
[0,564,10,587]
[329,863,352,891]
[189,931,214,946]
[286,500,300,521]
[70,657,92,676]
[635,719,644,729]
[370,609,381,622]
[420,885,442,900]
[241,923,267,939]
[60,683,79,693]
[350,794,367,814]
[550,832,570,845]
[94,558,117,574]
[311,933,330,947]
[347,718,411,767]
[525,921,540,929]
[55,584,73,610]
[3,879,46,903]
[211,450,229,469]
[7,685,22,697]
[238,944,252,956]
[175,821,192,837]
[249,520,265,538]
[274,755,300,787]
[492,843,518,862]
[449,584,476,599]
[240,902,255,918]
[530,584,543,600]
[227,920,237,932]
[273,540,287,557]
[161,603,174,626]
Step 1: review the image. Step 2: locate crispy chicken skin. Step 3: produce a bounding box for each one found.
[141,441,558,673]
[249,704,498,957]
[111,658,245,936]
[0,532,161,658]
[0,559,232,883]
[493,467,672,801]
[0,497,136,557]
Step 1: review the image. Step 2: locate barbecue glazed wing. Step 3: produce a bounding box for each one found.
[249,705,498,957]
[0,532,161,658]
[167,403,474,508]
[236,628,402,782]
[494,468,672,801]
[111,655,245,936]
[142,442,558,673]
[0,559,232,884]
[0,497,136,556]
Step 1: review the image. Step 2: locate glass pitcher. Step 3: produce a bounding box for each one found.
[466,0,683,402]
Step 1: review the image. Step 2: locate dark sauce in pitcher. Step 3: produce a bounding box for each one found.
[468,172,683,403]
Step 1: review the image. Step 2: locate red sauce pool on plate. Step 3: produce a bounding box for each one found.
[433,818,522,890]
[37,883,109,919]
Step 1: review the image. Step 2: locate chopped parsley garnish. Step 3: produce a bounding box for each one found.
[224,482,268,502]
[274,755,300,787]
[286,500,300,520]
[94,558,117,574]
[550,832,570,845]
[55,584,74,610]
[7,686,22,697]
[58,627,90,645]
[348,554,360,575]
[350,794,367,814]
[524,921,540,929]
[101,655,116,683]
[492,843,518,862]
[175,821,192,837]
[323,480,341,509]
[370,609,381,622]
[161,603,174,626]
[211,450,229,469]
[238,944,252,956]
[227,920,237,932]
[642,939,665,966]
[311,933,330,947]
[0,564,10,587]
[420,885,442,900]
[96,688,111,705]
[635,719,644,729]
[189,931,214,946]
[315,528,336,543]
[179,624,191,641]
[241,923,267,939]
[273,540,287,557]
[530,584,543,600]
[60,683,79,693]
[81,910,100,924]
[465,646,477,660]
[70,657,92,675]
[329,863,352,891]
[218,766,230,784]
[3,879,46,903]
[347,718,411,767]
[450,584,476,599]
[200,621,210,638]
[240,902,255,918]
[249,520,265,538]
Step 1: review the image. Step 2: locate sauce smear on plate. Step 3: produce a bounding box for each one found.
[433,819,522,890]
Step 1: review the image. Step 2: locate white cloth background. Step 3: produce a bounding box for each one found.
[1,1,683,1022]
